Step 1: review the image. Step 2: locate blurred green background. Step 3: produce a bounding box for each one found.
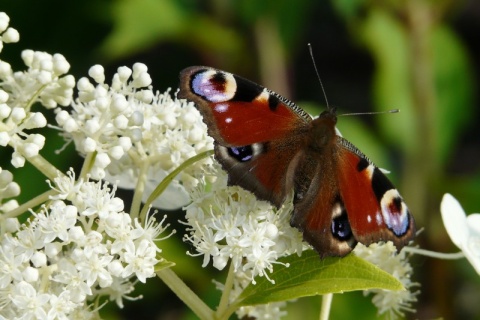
[1,0,479,319]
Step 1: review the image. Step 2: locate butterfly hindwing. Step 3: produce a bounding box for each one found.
[289,147,357,257]
[336,138,415,248]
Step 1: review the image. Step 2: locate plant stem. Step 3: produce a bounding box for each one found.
[11,134,63,181]
[156,267,214,320]
[216,262,235,318]
[79,151,96,181]
[403,0,437,228]
[140,150,214,218]
[2,189,57,219]
[254,17,290,98]
[402,247,464,259]
[130,160,149,221]
[320,293,333,320]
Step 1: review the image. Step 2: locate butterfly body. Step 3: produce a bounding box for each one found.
[179,66,415,257]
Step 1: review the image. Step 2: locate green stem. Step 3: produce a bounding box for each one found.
[254,17,290,98]
[130,160,149,221]
[403,0,437,228]
[78,152,96,181]
[1,189,57,219]
[27,153,63,181]
[10,134,62,181]
[140,150,214,218]
[156,267,214,320]
[320,293,333,320]
[402,247,464,259]
[216,262,235,318]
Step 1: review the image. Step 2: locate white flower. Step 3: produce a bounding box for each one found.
[121,239,159,283]
[14,225,46,261]
[104,212,139,254]
[47,291,79,320]
[354,242,419,319]
[47,168,83,201]
[58,63,213,207]
[36,203,78,243]
[184,165,304,287]
[237,301,288,320]
[10,281,50,319]
[0,12,19,53]
[80,181,124,218]
[76,251,113,287]
[0,169,20,213]
[0,47,74,167]
[441,193,480,275]
[105,276,138,309]
[0,245,23,288]
[52,259,92,303]
[132,212,171,255]
[0,166,169,318]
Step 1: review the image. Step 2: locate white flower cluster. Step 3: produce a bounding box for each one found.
[0,170,167,319]
[0,169,20,214]
[0,25,74,167]
[354,242,419,319]
[185,167,304,279]
[185,167,305,318]
[56,64,213,209]
[234,294,287,320]
[0,12,19,53]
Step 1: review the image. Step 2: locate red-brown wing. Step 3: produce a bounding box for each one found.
[289,145,357,257]
[179,66,310,146]
[291,170,356,257]
[336,138,415,250]
[290,136,415,257]
[179,66,310,207]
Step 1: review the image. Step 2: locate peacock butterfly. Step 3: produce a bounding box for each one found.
[178,66,415,257]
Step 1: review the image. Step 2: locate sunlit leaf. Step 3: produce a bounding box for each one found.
[235,251,402,306]
[100,0,246,63]
[358,9,475,165]
[432,26,475,164]
[100,0,186,59]
[360,9,416,153]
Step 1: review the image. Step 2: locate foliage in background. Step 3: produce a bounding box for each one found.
[1,0,478,319]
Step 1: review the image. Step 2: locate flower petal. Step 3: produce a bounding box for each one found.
[467,214,480,234]
[440,193,469,248]
[462,241,480,275]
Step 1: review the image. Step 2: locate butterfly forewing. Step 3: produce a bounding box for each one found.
[179,66,310,146]
[179,66,309,206]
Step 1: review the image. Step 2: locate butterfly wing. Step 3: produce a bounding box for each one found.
[290,117,415,257]
[180,66,416,257]
[179,66,311,207]
[289,147,356,257]
[336,137,415,249]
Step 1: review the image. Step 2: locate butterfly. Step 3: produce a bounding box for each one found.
[178,66,415,257]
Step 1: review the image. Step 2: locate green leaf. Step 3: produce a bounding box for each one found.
[154,259,175,272]
[235,250,403,306]
[359,9,475,164]
[432,26,475,164]
[100,0,187,59]
[100,0,245,63]
[360,9,416,153]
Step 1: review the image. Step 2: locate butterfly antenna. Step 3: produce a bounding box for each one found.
[308,43,330,110]
[340,109,400,116]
